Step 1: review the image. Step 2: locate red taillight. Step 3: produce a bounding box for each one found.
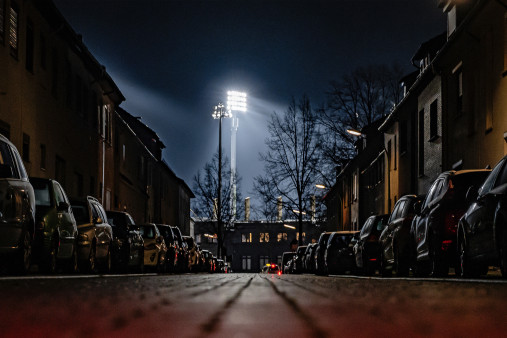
[278,271,281,276]
[444,210,464,236]
[441,240,453,251]
[271,264,276,268]
[369,258,377,262]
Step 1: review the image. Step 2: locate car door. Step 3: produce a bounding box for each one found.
[381,201,402,263]
[467,159,506,258]
[91,202,109,258]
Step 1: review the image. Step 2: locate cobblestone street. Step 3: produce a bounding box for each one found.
[1,273,507,337]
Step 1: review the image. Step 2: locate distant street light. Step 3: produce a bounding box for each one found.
[227,91,247,222]
[284,224,296,230]
[315,184,326,189]
[292,209,306,215]
[212,102,232,259]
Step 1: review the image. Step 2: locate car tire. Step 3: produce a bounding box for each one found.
[66,246,79,273]
[87,244,97,274]
[15,230,32,274]
[44,238,59,274]
[394,244,409,277]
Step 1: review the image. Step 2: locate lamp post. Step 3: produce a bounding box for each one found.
[346,128,391,213]
[226,91,247,221]
[212,103,231,259]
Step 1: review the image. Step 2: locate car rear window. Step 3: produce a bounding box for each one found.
[449,172,491,203]
[33,181,51,207]
[71,203,89,224]
[139,225,156,239]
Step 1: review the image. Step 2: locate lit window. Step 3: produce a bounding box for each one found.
[242,233,252,243]
[259,232,269,243]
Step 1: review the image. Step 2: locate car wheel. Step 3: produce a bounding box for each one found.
[44,239,58,274]
[394,244,409,277]
[67,246,79,273]
[15,230,32,274]
[380,252,391,277]
[101,246,112,273]
[87,244,97,273]
[428,234,448,277]
[501,231,507,278]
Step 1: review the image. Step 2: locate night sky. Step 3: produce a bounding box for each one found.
[53,0,445,214]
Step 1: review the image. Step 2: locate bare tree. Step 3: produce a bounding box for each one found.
[318,63,404,182]
[192,152,243,255]
[254,96,321,245]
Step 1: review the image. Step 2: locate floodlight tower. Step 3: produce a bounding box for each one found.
[227,91,247,221]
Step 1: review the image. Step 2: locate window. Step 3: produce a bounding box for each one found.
[0,0,5,44]
[138,156,145,181]
[478,159,505,196]
[296,232,306,242]
[122,144,126,163]
[40,144,46,169]
[195,234,201,244]
[418,109,424,176]
[259,256,269,268]
[40,33,46,69]
[276,232,287,242]
[22,133,29,162]
[352,171,358,201]
[104,105,112,142]
[429,99,438,140]
[25,19,34,72]
[0,142,17,178]
[242,233,252,243]
[259,232,269,243]
[9,2,18,58]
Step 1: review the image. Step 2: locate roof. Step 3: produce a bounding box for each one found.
[411,32,447,63]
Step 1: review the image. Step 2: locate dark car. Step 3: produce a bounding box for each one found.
[171,226,189,272]
[70,196,113,273]
[380,195,424,277]
[292,246,307,274]
[106,211,144,273]
[201,249,213,272]
[354,214,389,275]
[0,135,36,274]
[31,177,78,273]
[412,170,491,277]
[281,252,296,274]
[183,236,200,272]
[325,231,359,275]
[458,157,507,277]
[304,243,318,274]
[315,232,333,275]
[156,224,178,272]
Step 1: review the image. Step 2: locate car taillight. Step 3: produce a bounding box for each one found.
[444,210,464,236]
[369,258,377,262]
[278,271,281,276]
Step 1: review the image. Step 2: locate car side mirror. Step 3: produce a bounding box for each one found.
[466,185,479,202]
[0,164,13,178]
[57,201,69,212]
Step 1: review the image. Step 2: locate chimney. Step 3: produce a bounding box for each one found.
[277,196,283,221]
[245,197,250,222]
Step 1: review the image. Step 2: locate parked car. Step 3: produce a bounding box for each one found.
[183,236,200,272]
[354,214,389,275]
[156,224,178,272]
[305,243,318,274]
[261,263,280,275]
[70,196,113,273]
[281,252,296,274]
[106,211,144,273]
[380,195,424,277]
[171,226,189,272]
[31,177,78,273]
[0,134,36,273]
[292,246,307,274]
[412,169,491,277]
[201,250,213,272]
[325,231,359,275]
[458,157,507,277]
[139,223,167,272]
[315,232,333,275]
[216,259,225,273]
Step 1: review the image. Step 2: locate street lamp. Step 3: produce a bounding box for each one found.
[346,128,391,213]
[227,91,247,221]
[212,102,232,259]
